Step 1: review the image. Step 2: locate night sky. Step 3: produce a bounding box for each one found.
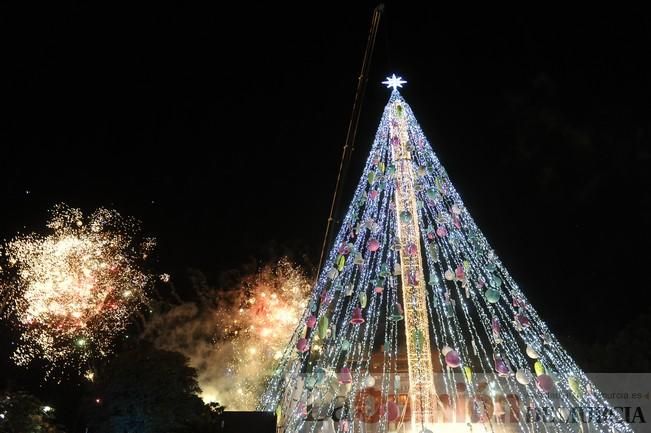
[1,0,650,406]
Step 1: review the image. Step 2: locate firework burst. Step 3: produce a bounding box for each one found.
[0,205,155,374]
[214,259,311,408]
[144,258,311,410]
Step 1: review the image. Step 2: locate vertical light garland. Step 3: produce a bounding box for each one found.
[389,97,437,432]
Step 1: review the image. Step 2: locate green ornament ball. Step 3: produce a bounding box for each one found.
[399,210,412,223]
[490,275,503,288]
[485,288,501,304]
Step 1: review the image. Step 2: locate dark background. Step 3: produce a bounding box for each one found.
[1,0,650,425]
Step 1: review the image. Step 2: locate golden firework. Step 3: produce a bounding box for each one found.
[1,204,155,375]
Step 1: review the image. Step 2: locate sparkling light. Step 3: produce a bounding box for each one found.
[0,205,155,376]
[84,370,95,382]
[382,73,407,90]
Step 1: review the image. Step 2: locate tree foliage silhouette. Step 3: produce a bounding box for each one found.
[86,344,213,433]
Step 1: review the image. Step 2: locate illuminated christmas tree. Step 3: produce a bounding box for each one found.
[259,75,632,433]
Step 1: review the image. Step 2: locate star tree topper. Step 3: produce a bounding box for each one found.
[382,74,407,90]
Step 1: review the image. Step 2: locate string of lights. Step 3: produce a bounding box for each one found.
[259,78,632,433]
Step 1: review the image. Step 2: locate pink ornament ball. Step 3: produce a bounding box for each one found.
[296,338,309,353]
[455,265,465,280]
[369,190,379,200]
[306,315,317,328]
[445,349,461,368]
[495,358,510,376]
[436,226,448,237]
[536,374,554,393]
[374,285,383,294]
[368,239,380,252]
[385,401,399,422]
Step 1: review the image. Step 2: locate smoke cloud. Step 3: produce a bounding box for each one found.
[142,258,311,410]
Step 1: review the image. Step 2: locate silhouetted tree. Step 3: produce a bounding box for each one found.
[85,343,214,433]
[0,390,65,433]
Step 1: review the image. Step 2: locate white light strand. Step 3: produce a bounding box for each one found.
[259,87,632,433]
